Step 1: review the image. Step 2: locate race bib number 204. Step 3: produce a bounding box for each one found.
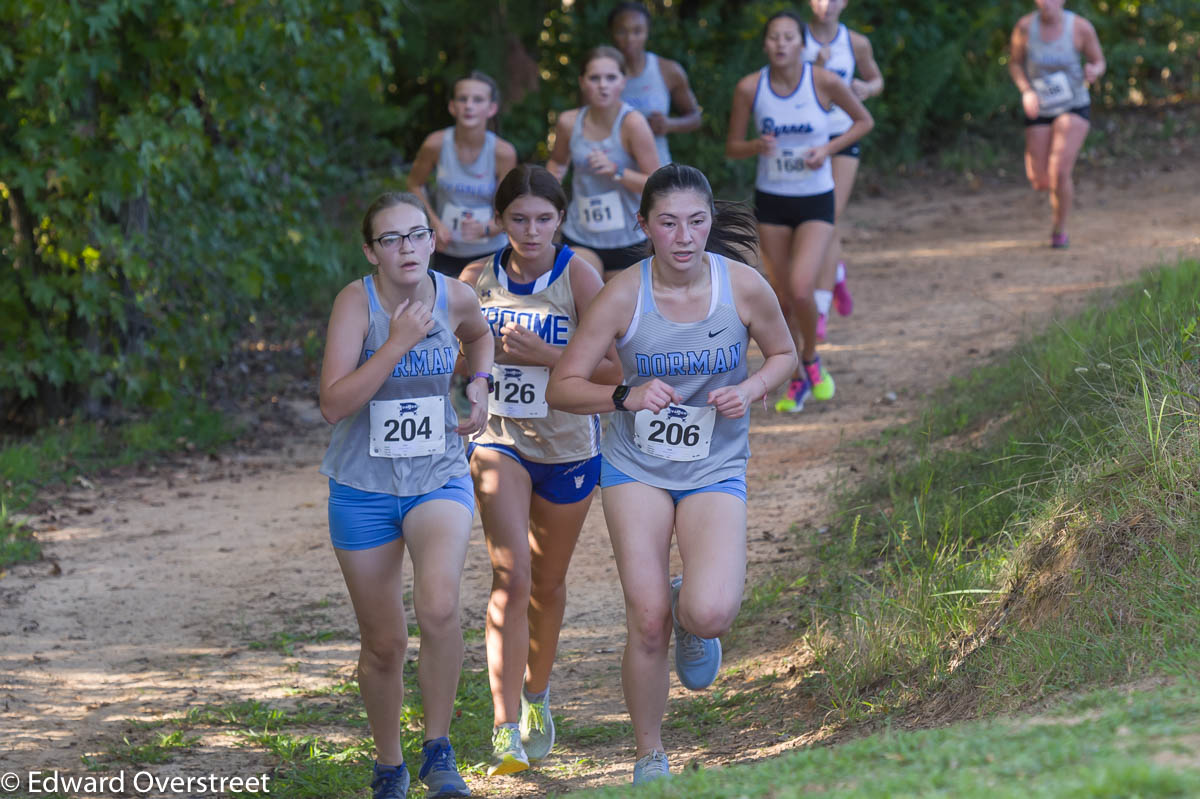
[369,396,446,458]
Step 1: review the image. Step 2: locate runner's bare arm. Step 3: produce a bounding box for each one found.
[569,256,623,385]
[725,72,771,160]
[706,262,797,418]
[849,31,884,100]
[407,131,451,248]
[815,66,874,165]
[660,57,702,134]
[448,278,494,435]
[615,110,662,193]
[546,110,577,182]
[1077,17,1106,84]
[453,258,497,377]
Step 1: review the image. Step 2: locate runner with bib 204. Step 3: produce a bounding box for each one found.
[318,192,492,799]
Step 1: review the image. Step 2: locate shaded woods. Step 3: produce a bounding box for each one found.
[2,0,1195,427]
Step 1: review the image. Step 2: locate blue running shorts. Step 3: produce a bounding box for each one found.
[327,475,475,551]
[598,456,747,504]
[470,443,600,505]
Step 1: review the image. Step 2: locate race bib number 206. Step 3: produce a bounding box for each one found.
[369,396,446,458]
[633,404,716,462]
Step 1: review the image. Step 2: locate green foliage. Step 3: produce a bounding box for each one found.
[803,258,1200,719]
[0,0,409,421]
[391,0,1199,182]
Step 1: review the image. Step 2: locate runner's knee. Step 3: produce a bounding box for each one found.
[360,632,408,672]
[627,604,672,653]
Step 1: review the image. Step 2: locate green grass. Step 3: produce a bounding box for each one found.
[580,679,1200,798]
[0,399,239,567]
[742,258,1200,723]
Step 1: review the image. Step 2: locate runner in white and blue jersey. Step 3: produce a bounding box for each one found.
[458,166,621,777]
[609,2,702,167]
[802,0,883,342]
[408,72,518,277]
[1009,1,1105,248]
[319,192,493,799]
[547,164,797,786]
[726,11,872,414]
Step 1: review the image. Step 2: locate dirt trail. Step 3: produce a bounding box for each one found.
[3,158,1198,796]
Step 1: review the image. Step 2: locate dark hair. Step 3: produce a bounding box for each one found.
[607,2,650,30]
[637,164,758,263]
[762,10,805,42]
[581,45,627,77]
[493,164,567,218]
[361,192,427,244]
[451,70,501,105]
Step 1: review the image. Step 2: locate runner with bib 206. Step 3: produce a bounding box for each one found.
[547,164,797,786]
[458,165,621,777]
[318,193,493,799]
[726,11,872,413]
[548,46,661,282]
[1009,0,1105,249]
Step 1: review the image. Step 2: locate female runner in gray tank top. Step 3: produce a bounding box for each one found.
[318,193,493,799]
[408,71,518,277]
[547,46,661,282]
[1009,0,1105,248]
[547,164,797,786]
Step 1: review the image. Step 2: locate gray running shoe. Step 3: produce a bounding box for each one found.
[671,576,722,691]
[487,725,529,776]
[520,688,555,761]
[632,750,671,785]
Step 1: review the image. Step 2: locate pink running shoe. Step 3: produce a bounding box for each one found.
[815,313,827,342]
[833,263,853,316]
[1051,232,1069,249]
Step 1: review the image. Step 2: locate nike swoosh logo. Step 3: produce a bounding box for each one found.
[708,328,727,338]
[426,330,438,338]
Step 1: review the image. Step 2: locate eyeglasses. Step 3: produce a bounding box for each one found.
[370,228,434,250]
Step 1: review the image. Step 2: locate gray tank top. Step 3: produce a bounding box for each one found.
[436,127,508,258]
[601,254,750,490]
[621,52,672,166]
[320,271,468,496]
[1026,11,1089,117]
[560,103,647,250]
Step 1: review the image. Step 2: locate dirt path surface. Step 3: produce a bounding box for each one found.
[4,158,1198,797]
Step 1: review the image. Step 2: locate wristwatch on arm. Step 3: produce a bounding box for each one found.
[612,384,631,411]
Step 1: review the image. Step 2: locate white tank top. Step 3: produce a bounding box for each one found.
[801,23,856,135]
[752,63,834,197]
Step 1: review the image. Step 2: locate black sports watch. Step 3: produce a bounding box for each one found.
[472,371,495,393]
[612,384,631,411]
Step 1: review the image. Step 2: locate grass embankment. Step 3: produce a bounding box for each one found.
[587,260,1200,796]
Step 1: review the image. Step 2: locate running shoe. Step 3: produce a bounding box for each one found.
[671,576,722,691]
[372,762,410,799]
[1051,232,1069,249]
[419,737,471,797]
[632,750,671,785]
[815,312,828,342]
[833,263,853,316]
[520,688,555,761]
[487,725,529,776]
[774,377,811,413]
[806,357,835,402]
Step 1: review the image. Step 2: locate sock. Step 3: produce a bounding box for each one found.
[495,722,519,732]
[835,261,847,284]
[814,289,833,316]
[523,686,548,703]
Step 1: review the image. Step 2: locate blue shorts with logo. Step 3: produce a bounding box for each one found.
[469,443,600,504]
[327,475,475,551]
[598,456,747,504]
